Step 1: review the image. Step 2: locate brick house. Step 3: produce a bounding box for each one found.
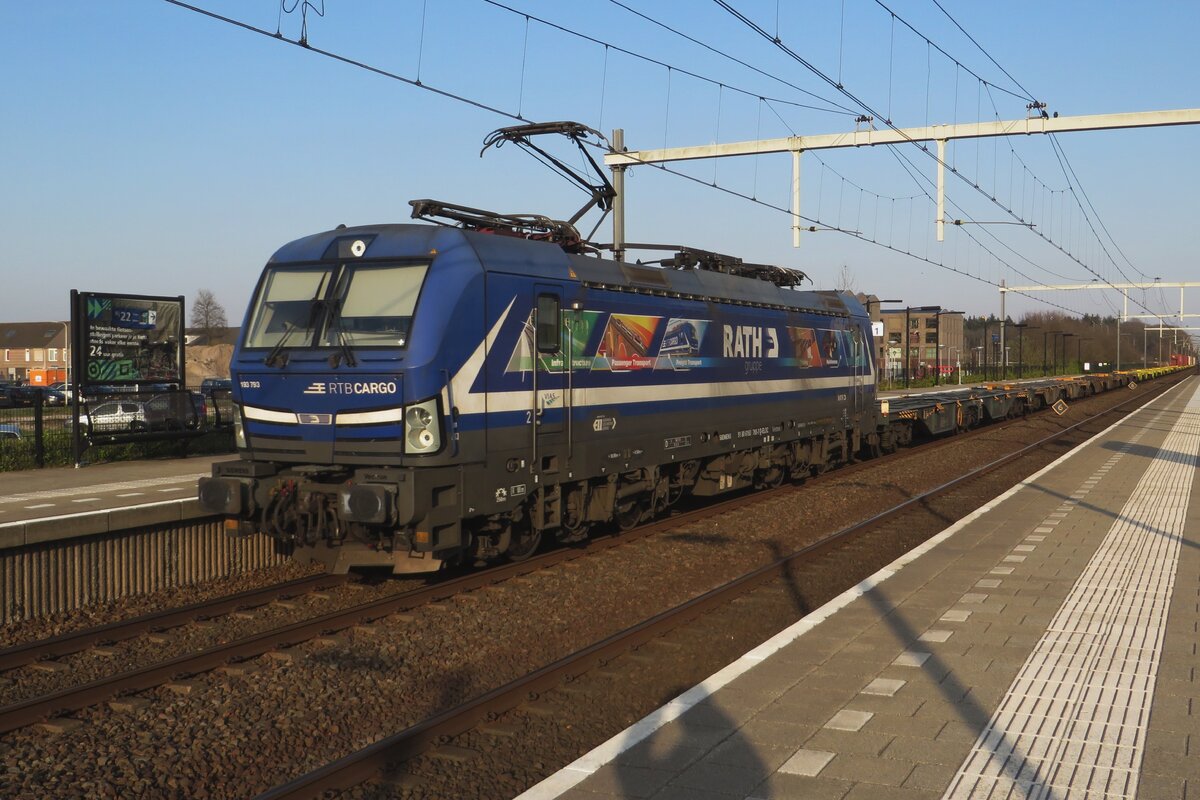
[0,322,70,384]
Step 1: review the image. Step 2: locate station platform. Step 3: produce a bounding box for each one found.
[523,375,1200,799]
[0,454,230,548]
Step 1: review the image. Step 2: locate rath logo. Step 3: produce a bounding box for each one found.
[723,325,779,358]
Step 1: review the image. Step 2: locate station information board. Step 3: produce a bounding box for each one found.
[71,291,185,384]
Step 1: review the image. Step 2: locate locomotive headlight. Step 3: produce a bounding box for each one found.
[406,406,433,428]
[403,398,441,454]
[234,412,247,449]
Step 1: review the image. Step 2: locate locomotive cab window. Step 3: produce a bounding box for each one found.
[244,267,333,348]
[243,262,429,350]
[321,262,429,347]
[536,295,560,353]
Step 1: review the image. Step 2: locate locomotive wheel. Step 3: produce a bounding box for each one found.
[506,527,542,561]
[615,499,644,531]
[757,466,784,489]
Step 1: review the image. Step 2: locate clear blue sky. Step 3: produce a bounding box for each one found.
[2,1,1197,330]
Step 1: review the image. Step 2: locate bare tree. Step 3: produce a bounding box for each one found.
[191,289,228,343]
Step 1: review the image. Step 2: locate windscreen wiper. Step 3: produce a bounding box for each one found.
[263,273,330,369]
[264,322,297,368]
[324,299,357,368]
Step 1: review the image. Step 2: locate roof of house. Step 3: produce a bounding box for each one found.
[0,322,68,349]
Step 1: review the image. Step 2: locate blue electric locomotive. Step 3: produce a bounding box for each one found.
[198,204,882,572]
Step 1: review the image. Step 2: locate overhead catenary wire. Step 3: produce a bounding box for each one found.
[1048,134,1149,283]
[277,0,324,48]
[168,0,1138,323]
[601,0,858,116]
[591,140,1086,317]
[938,1,1153,289]
[711,0,1163,321]
[874,0,1033,103]
[482,0,856,118]
[927,0,1037,108]
[627,0,1085,289]
[163,0,527,121]
[880,140,1084,297]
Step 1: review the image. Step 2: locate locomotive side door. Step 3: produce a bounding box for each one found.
[850,326,866,416]
[530,285,569,479]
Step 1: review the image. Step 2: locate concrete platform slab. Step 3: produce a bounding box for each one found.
[0,453,232,545]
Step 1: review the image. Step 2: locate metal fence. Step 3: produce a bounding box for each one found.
[1,518,286,624]
[0,387,235,471]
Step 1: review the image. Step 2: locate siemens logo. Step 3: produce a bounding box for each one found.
[304,381,398,395]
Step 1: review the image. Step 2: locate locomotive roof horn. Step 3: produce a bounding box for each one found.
[605,242,810,288]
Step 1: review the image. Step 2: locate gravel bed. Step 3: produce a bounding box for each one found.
[0,561,323,651]
[0,379,1178,799]
[0,574,432,709]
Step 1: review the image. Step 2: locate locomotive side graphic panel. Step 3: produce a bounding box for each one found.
[595,314,660,371]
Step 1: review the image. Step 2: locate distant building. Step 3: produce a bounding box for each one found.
[879,308,964,381]
[0,322,69,384]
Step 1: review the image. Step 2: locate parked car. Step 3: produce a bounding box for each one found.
[9,384,42,406]
[50,382,75,401]
[0,423,20,440]
[200,378,232,396]
[144,392,200,431]
[190,390,208,422]
[1,385,66,406]
[65,401,149,433]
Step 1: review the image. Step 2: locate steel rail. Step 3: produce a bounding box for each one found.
[0,574,348,673]
[255,372,1192,799]
[0,497,727,735]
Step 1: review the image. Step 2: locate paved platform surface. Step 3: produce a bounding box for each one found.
[523,375,1200,800]
[0,454,234,545]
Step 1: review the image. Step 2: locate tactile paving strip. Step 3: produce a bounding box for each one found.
[943,383,1200,799]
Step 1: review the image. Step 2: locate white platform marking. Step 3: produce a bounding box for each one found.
[0,473,207,504]
[942,382,1199,799]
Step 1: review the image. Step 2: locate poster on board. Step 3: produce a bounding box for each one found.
[73,291,185,384]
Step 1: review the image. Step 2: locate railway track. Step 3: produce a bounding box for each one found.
[252,373,1191,799]
[0,495,764,735]
[0,374,1182,745]
[0,574,348,673]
